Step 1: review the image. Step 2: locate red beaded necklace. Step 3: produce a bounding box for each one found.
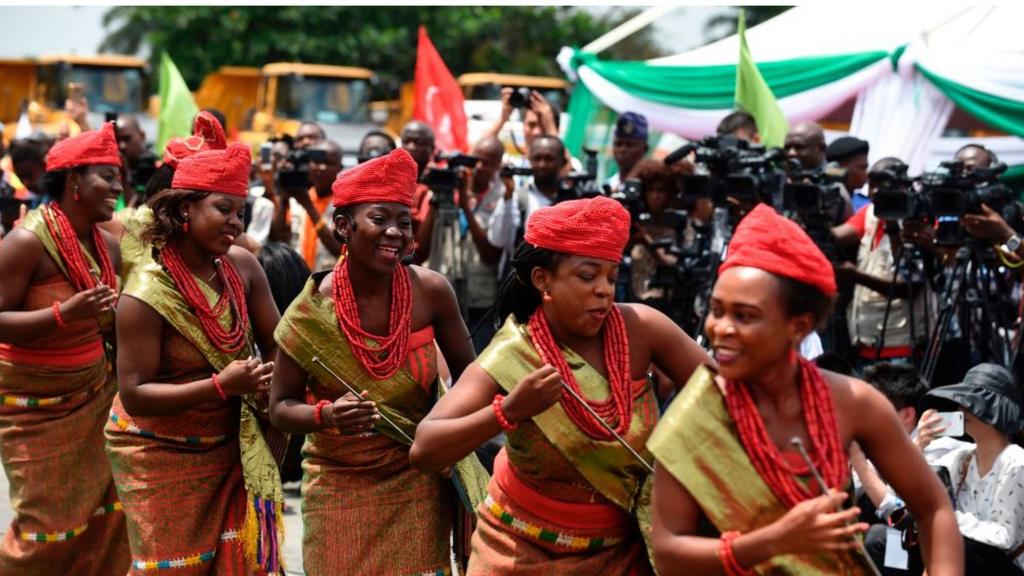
[527,305,633,441]
[724,357,848,509]
[159,244,249,353]
[331,255,412,380]
[41,203,116,292]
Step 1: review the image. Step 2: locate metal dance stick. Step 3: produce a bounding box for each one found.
[790,437,883,576]
[559,381,655,474]
[311,356,414,444]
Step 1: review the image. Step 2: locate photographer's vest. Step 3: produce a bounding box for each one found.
[847,205,925,354]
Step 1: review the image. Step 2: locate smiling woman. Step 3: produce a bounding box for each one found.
[0,121,129,574]
[409,196,709,575]
[269,147,478,575]
[648,204,964,576]
[105,143,286,575]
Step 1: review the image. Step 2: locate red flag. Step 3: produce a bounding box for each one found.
[413,26,468,152]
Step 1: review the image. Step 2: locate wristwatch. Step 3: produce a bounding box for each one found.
[1001,234,1022,254]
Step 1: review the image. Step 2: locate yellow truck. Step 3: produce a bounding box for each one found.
[1,54,151,142]
[196,62,384,164]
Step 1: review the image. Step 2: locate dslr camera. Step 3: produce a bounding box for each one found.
[279,148,329,191]
[507,87,533,109]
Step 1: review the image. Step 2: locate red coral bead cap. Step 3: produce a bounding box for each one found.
[718,203,837,297]
[171,142,252,198]
[162,111,228,169]
[45,122,122,172]
[331,147,417,208]
[524,196,631,263]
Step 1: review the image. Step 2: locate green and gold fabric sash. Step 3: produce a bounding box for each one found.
[477,316,657,514]
[20,207,117,333]
[647,365,872,575]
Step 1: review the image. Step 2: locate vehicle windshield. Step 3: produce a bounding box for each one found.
[60,65,144,114]
[274,75,370,123]
[467,83,566,113]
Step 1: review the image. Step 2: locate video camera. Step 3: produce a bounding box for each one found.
[278,148,330,191]
[869,163,921,221]
[782,163,847,223]
[921,160,1015,217]
[423,152,479,208]
[666,136,786,206]
[556,148,600,203]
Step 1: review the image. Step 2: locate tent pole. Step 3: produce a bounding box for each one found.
[582,5,681,55]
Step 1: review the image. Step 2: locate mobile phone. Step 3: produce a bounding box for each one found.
[935,411,965,437]
[259,142,273,171]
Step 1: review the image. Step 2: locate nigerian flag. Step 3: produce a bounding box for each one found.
[156,52,198,155]
[734,10,788,147]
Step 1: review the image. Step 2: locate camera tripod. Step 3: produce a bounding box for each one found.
[920,242,1019,385]
[427,193,467,316]
[869,221,931,363]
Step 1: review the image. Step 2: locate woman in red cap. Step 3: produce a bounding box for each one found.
[0,122,130,574]
[269,147,477,575]
[106,143,285,575]
[410,196,709,574]
[647,204,962,575]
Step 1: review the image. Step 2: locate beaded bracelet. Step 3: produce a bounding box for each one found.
[312,400,332,427]
[718,531,754,576]
[52,301,66,328]
[491,394,518,431]
[211,373,227,400]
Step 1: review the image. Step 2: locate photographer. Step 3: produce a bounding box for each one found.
[826,136,871,211]
[606,112,649,192]
[950,145,1024,260]
[357,130,397,163]
[272,140,344,270]
[786,121,853,223]
[115,114,157,210]
[400,121,437,263]
[487,134,565,272]
[716,110,760,143]
[487,87,580,175]
[832,157,937,367]
[626,159,683,303]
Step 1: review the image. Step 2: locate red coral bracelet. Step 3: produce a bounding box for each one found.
[492,394,518,431]
[52,301,65,328]
[312,399,332,427]
[718,530,754,576]
[211,372,227,400]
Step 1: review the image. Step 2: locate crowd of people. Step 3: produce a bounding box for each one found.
[0,83,1018,576]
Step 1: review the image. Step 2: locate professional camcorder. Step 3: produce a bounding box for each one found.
[423,152,480,207]
[666,136,786,206]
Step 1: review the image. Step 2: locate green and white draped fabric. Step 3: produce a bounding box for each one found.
[561,47,893,157]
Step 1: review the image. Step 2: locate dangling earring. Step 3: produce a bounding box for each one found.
[73,186,80,202]
[542,290,553,303]
[787,346,798,366]
[182,216,190,234]
[340,242,348,259]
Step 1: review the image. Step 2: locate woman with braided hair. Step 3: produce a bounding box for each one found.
[268,147,477,575]
[410,196,709,574]
[647,204,962,575]
[0,122,130,574]
[105,143,284,575]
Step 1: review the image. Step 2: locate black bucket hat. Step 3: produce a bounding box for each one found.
[924,363,1024,436]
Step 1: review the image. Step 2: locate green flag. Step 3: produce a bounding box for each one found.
[156,51,199,155]
[734,10,788,147]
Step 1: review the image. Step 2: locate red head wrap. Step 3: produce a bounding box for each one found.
[719,203,837,297]
[524,196,630,263]
[331,147,416,208]
[171,142,251,198]
[45,122,122,172]
[162,111,228,169]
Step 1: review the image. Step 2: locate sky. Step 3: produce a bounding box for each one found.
[0,5,727,60]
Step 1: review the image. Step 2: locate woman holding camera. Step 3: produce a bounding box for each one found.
[106,143,284,575]
[410,196,709,574]
[0,123,130,574]
[269,148,477,575]
[648,204,962,575]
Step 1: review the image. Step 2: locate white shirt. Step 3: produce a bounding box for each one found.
[487,180,554,275]
[245,186,276,245]
[938,443,1024,567]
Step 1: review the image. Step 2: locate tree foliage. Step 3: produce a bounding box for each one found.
[101,6,664,92]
